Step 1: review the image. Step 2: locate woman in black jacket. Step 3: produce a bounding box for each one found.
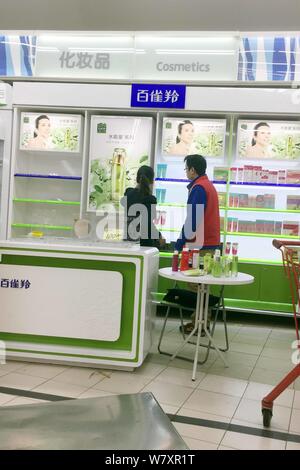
[121,166,165,247]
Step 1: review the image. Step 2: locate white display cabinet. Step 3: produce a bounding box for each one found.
[8,108,84,239]
[0,83,13,240]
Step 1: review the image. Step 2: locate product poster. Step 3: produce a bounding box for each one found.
[88,116,152,211]
[161,118,226,158]
[20,112,82,152]
[237,120,300,160]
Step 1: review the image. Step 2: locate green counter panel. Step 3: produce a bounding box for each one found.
[0,254,138,352]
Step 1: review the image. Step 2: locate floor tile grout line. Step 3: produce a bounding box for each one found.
[0,386,73,402]
[168,413,300,444]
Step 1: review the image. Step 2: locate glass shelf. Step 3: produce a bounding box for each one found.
[155,178,226,185]
[12,223,73,231]
[13,198,80,206]
[229,181,300,188]
[157,203,226,210]
[227,231,299,239]
[227,207,300,214]
[14,173,82,181]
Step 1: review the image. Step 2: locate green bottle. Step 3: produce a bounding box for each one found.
[111,148,126,202]
[212,249,222,278]
[286,136,293,158]
[222,255,231,277]
[204,253,212,274]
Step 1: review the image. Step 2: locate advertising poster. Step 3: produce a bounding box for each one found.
[88,116,152,211]
[19,112,82,152]
[161,117,226,158]
[237,120,300,160]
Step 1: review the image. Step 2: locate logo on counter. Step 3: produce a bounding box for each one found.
[0,278,31,289]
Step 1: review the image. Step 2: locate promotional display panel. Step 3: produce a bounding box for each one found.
[87,115,152,211]
[161,117,226,158]
[19,112,82,152]
[154,117,227,245]
[237,120,300,161]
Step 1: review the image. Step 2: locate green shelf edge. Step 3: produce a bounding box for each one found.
[12,223,73,231]
[227,206,300,214]
[226,232,299,239]
[13,198,80,206]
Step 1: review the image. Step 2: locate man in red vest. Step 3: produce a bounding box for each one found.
[175,154,221,334]
[175,154,220,251]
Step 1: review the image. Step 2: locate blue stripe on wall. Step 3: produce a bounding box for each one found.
[272,37,287,80]
[0,36,7,75]
[20,36,32,76]
[4,41,14,75]
[290,37,296,81]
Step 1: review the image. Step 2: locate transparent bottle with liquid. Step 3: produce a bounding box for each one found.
[111,148,126,202]
[222,242,231,277]
[203,253,212,274]
[212,249,222,278]
[231,242,239,277]
[286,135,293,158]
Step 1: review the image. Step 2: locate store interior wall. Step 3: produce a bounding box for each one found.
[0,0,299,31]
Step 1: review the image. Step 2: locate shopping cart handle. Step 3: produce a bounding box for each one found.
[273,239,300,249]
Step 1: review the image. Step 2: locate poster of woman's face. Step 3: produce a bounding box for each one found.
[19,112,82,152]
[237,120,300,160]
[161,118,226,158]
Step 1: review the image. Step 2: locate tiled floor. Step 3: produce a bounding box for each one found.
[0,317,300,450]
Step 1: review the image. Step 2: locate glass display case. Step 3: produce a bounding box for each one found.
[154,115,300,263]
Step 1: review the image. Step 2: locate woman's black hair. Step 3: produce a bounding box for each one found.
[34,114,50,138]
[251,122,270,146]
[184,154,207,176]
[176,120,193,144]
[136,165,154,197]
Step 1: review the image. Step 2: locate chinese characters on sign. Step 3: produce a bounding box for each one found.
[136,89,179,104]
[131,84,186,109]
[0,278,31,289]
[59,52,110,70]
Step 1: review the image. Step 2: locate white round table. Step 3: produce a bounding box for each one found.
[159,267,254,381]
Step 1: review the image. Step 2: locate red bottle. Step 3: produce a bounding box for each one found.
[180,247,190,271]
[172,251,179,272]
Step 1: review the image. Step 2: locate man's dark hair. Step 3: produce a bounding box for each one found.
[184,154,207,176]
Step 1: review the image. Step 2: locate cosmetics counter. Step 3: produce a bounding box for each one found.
[0,82,299,360]
[0,239,159,368]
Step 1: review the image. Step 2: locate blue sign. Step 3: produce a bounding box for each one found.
[131,84,186,109]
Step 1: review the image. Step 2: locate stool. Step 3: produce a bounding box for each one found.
[152,286,229,364]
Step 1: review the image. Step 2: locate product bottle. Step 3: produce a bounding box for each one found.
[222,242,231,277]
[286,135,293,158]
[203,253,212,274]
[231,242,239,277]
[65,127,71,149]
[188,249,193,268]
[192,249,200,269]
[172,251,179,272]
[212,249,222,277]
[209,133,216,155]
[111,148,126,202]
[225,242,231,255]
[180,247,190,271]
[199,256,204,271]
